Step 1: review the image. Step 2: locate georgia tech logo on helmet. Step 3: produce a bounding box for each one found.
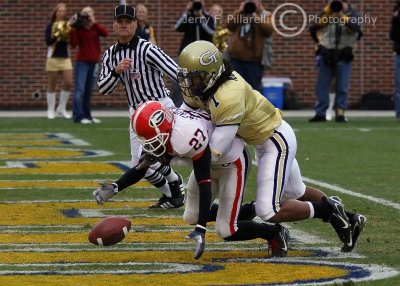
[199,50,219,66]
[149,110,165,128]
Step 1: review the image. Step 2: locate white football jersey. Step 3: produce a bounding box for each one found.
[169,108,244,164]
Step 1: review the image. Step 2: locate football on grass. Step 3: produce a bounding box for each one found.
[88,216,131,246]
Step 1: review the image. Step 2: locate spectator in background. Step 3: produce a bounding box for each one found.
[261,9,273,71]
[172,1,215,106]
[70,6,108,124]
[309,0,361,123]
[390,3,400,121]
[175,0,215,53]
[135,4,157,45]
[44,3,73,119]
[226,0,273,91]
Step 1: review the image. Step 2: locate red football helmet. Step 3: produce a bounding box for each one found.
[131,101,174,157]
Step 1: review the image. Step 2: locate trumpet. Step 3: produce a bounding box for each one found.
[213,25,229,52]
[51,20,70,42]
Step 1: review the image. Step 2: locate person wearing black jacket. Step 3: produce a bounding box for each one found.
[175,0,215,53]
[390,4,400,120]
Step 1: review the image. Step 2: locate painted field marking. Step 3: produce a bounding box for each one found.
[0,148,112,160]
[0,201,183,226]
[0,161,127,175]
[0,133,90,146]
[0,199,398,285]
[0,180,152,189]
[0,133,74,140]
[0,139,89,147]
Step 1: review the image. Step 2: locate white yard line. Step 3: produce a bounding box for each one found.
[302,177,400,210]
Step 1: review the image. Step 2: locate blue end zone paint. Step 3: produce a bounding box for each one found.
[82,151,97,156]
[61,209,80,218]
[213,258,372,285]
[202,264,223,272]
[24,163,37,168]
[61,140,72,145]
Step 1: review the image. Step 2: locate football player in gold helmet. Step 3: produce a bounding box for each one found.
[178,40,366,252]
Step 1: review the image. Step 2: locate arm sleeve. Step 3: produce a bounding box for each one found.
[391,17,400,42]
[146,45,178,82]
[310,23,322,44]
[199,14,215,36]
[45,24,56,46]
[226,12,241,31]
[94,22,109,37]
[114,166,148,192]
[69,29,78,48]
[97,48,120,95]
[344,10,361,33]
[209,125,239,161]
[256,13,274,37]
[192,145,212,229]
[175,13,188,32]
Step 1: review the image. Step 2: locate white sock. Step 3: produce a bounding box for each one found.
[165,171,179,182]
[306,201,315,219]
[159,182,172,197]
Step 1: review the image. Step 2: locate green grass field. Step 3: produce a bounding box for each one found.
[0,115,399,285]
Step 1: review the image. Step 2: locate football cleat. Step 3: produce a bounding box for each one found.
[148,194,185,209]
[268,225,290,257]
[341,213,366,252]
[149,173,185,209]
[246,201,257,220]
[326,196,352,248]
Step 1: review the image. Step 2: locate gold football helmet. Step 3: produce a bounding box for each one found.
[178,40,225,99]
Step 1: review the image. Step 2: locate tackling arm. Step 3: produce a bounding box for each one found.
[209,125,239,162]
[92,164,148,205]
[186,145,212,259]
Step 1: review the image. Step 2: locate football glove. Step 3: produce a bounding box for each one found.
[92,182,118,205]
[186,230,205,260]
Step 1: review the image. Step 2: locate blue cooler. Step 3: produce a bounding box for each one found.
[262,82,284,109]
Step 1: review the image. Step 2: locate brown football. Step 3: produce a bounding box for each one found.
[88,216,131,246]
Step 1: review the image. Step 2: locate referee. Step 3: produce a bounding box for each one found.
[98,4,184,208]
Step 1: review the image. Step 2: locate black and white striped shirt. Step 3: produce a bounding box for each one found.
[98,35,178,109]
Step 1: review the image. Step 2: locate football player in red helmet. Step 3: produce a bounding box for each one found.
[93,101,290,259]
[131,101,174,158]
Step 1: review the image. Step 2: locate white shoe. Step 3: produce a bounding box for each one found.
[80,119,92,124]
[92,117,101,124]
[47,110,55,119]
[56,106,72,119]
[326,109,333,121]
